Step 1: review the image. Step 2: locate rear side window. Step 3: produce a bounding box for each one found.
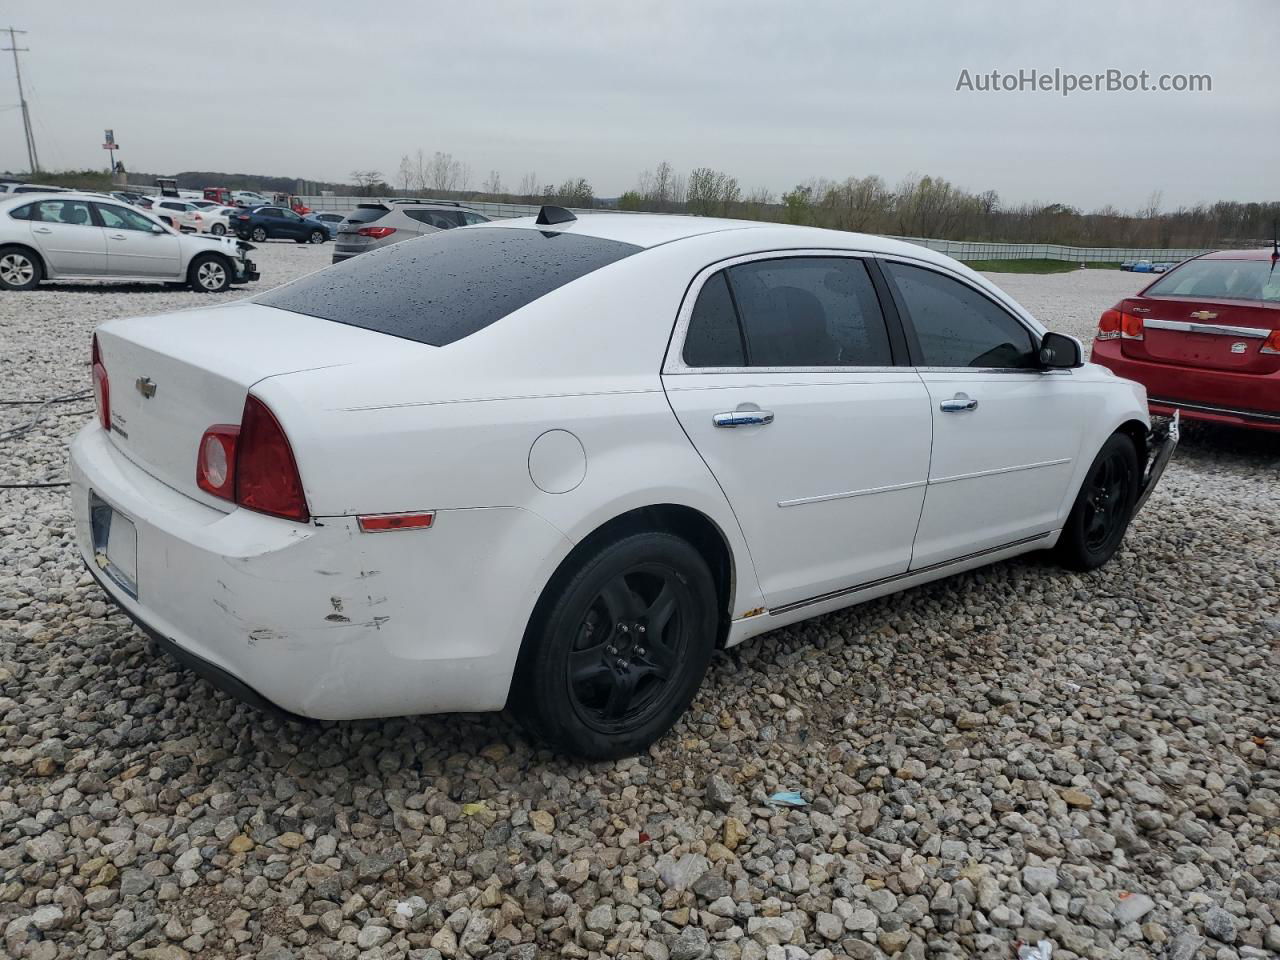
[257,227,641,347]
[683,273,745,367]
[406,209,463,228]
[8,203,36,221]
[885,261,1035,368]
[1146,258,1280,303]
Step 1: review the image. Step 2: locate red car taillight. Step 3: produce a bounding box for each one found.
[357,226,396,239]
[1262,330,1280,355]
[195,396,309,522]
[196,425,239,499]
[91,334,110,430]
[1097,309,1144,341]
[237,214,249,220]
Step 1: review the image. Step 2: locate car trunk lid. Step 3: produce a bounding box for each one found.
[1122,295,1280,374]
[94,302,415,509]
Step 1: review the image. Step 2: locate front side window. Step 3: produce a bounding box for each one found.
[96,203,158,232]
[406,210,462,229]
[279,209,301,221]
[462,212,488,225]
[885,261,1036,368]
[33,199,95,226]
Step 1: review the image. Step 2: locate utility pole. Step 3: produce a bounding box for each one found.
[3,27,39,175]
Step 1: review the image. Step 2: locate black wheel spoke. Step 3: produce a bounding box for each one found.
[645,582,678,638]
[599,577,644,622]
[603,668,639,719]
[636,638,676,680]
[569,644,611,685]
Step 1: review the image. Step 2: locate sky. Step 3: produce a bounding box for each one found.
[1,0,1275,212]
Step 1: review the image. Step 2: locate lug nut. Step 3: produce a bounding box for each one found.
[618,624,629,634]
[606,645,617,655]
[635,647,646,656]
[637,624,646,634]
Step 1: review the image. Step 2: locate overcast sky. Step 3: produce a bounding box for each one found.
[2,0,1274,211]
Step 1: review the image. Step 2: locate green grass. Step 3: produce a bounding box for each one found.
[963,259,1123,274]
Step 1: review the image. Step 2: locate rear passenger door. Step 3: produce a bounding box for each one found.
[27,198,108,276]
[662,253,933,612]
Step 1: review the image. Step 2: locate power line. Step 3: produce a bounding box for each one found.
[2,26,39,174]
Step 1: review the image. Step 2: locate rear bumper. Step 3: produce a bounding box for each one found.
[69,422,573,720]
[1092,339,1280,432]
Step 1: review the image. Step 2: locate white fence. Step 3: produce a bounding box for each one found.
[297,196,1213,263]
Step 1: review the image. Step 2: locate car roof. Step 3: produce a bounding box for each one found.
[0,191,124,204]
[1198,248,1280,261]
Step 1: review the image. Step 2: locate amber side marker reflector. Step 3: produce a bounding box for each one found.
[358,512,435,533]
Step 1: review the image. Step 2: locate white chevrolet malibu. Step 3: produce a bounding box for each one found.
[70,209,1177,758]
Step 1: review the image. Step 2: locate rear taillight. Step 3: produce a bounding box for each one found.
[196,425,239,499]
[91,334,110,430]
[1097,309,1121,340]
[235,396,309,522]
[1121,312,1144,340]
[237,214,249,220]
[195,397,309,522]
[1262,331,1280,355]
[357,226,396,239]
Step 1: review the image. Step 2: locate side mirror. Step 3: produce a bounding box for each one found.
[1039,331,1084,369]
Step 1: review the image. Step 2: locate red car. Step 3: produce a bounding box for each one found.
[1092,248,1280,432]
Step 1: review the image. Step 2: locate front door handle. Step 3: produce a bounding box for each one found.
[713,410,775,428]
[939,394,979,413]
[109,234,127,240]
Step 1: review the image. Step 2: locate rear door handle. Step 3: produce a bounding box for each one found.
[32,227,52,234]
[713,410,774,428]
[939,394,979,413]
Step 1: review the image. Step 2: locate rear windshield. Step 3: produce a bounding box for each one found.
[1148,258,1280,303]
[343,206,389,224]
[256,227,642,346]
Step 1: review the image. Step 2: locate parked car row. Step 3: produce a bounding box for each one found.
[1120,259,1174,272]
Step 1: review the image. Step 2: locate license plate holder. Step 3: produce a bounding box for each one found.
[90,492,139,597]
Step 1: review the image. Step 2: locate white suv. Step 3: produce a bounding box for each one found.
[0,192,259,292]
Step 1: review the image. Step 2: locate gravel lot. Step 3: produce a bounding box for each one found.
[2,247,1278,960]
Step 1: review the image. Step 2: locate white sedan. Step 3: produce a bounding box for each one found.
[69,210,1176,757]
[0,192,259,292]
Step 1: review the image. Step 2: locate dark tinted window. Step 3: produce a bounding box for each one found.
[683,272,745,367]
[344,206,388,224]
[885,262,1035,368]
[95,203,156,232]
[8,203,36,221]
[462,212,488,225]
[726,257,893,366]
[257,227,641,347]
[1146,258,1280,303]
[406,209,463,228]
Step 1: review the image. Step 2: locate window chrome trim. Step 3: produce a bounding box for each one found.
[663,248,905,376]
[1143,318,1269,339]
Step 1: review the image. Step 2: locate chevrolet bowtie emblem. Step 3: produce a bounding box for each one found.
[135,377,157,399]
[1189,310,1218,320]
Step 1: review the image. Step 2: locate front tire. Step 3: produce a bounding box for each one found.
[1056,433,1139,571]
[513,531,718,759]
[251,226,268,242]
[308,229,325,244]
[188,253,232,293]
[0,246,42,290]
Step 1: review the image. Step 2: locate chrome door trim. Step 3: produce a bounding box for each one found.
[777,478,926,508]
[1149,397,1280,423]
[767,531,1054,617]
[929,457,1072,486]
[1143,318,1269,338]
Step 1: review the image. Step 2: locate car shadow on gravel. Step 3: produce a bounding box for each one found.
[1170,419,1280,470]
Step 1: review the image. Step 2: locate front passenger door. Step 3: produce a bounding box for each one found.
[663,254,933,612]
[276,208,304,238]
[95,203,182,278]
[882,260,1090,568]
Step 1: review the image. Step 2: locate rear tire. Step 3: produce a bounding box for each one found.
[0,246,42,290]
[211,223,226,236]
[512,531,718,759]
[188,253,232,293]
[1056,433,1139,571]
[251,226,268,242]
[308,229,325,244]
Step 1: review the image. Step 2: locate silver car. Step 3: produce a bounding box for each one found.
[0,192,259,292]
[331,200,489,263]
